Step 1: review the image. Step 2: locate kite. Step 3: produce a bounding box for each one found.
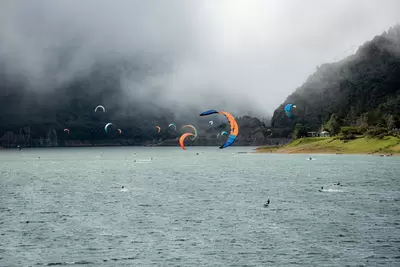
[95,105,106,112]
[182,125,198,139]
[284,104,297,118]
[104,123,115,133]
[200,110,239,149]
[168,123,177,130]
[179,133,195,150]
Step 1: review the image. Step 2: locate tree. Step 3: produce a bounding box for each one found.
[293,123,308,139]
[357,114,369,133]
[345,106,357,126]
[326,114,341,135]
[386,114,395,130]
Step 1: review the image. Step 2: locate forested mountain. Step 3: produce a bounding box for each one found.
[271,26,400,138]
[0,56,276,148]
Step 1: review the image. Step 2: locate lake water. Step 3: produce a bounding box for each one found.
[0,147,399,266]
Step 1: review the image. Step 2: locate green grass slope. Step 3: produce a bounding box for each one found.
[256,136,400,154]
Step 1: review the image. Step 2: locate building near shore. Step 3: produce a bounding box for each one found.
[307,131,330,137]
[319,131,330,137]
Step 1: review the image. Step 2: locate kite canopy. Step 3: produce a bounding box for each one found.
[118,129,122,135]
[284,104,296,118]
[200,109,239,149]
[217,131,228,138]
[179,133,195,150]
[104,123,115,133]
[63,128,70,135]
[182,125,198,139]
[155,126,161,133]
[200,109,218,116]
[168,123,177,130]
[95,105,106,112]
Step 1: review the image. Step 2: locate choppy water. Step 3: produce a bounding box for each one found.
[1,147,399,266]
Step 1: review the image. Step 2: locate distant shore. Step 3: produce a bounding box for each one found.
[256,136,400,156]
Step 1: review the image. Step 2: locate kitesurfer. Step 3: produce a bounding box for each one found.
[263,199,270,207]
[319,186,323,192]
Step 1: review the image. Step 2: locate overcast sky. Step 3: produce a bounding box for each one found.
[1,0,399,116]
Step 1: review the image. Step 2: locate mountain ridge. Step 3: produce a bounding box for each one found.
[271,25,400,137]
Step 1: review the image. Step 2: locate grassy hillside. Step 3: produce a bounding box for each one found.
[256,136,400,155]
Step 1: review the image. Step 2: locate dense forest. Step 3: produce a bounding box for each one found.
[271,26,400,139]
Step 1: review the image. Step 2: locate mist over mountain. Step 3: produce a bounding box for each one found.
[1,1,400,147]
[0,51,273,147]
[0,1,271,147]
[271,25,400,138]
[0,1,272,118]
[0,55,271,147]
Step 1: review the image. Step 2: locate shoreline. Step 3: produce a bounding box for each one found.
[0,144,258,149]
[255,136,400,156]
[254,150,399,156]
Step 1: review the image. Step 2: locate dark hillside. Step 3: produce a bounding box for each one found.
[271,26,400,137]
[0,58,276,147]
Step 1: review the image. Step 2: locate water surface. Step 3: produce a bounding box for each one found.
[1,147,399,266]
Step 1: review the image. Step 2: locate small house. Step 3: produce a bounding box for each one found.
[307,131,318,137]
[319,131,330,137]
